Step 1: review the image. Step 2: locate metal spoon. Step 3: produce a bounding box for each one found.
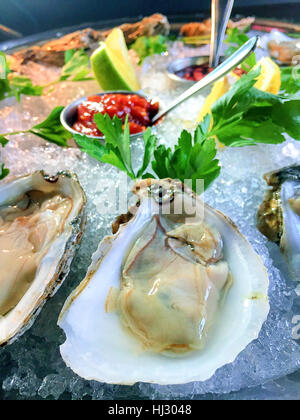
[151,36,258,125]
[209,0,234,68]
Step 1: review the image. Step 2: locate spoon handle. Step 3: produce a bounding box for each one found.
[151,36,259,124]
[209,0,235,68]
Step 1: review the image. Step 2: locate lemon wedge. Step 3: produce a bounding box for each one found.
[253,57,281,94]
[229,57,281,94]
[197,76,231,122]
[91,28,141,91]
[197,57,281,125]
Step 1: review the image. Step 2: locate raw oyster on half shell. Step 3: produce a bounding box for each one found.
[258,165,300,280]
[58,179,269,385]
[0,171,86,346]
[105,206,233,355]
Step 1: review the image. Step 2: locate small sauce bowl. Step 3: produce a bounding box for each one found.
[167,55,225,86]
[60,90,161,141]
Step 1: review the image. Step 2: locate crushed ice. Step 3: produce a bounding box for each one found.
[0,40,300,399]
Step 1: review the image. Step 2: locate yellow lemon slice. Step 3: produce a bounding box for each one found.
[253,56,281,94]
[91,28,141,91]
[197,76,231,122]
[197,56,281,125]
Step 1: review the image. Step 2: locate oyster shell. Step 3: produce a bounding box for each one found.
[0,171,86,346]
[59,179,269,385]
[258,166,300,280]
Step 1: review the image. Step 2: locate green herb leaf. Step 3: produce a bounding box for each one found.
[209,68,300,146]
[73,134,107,160]
[94,113,134,177]
[271,100,300,140]
[75,114,129,173]
[100,149,129,173]
[280,66,300,94]
[10,76,44,100]
[136,128,157,178]
[0,163,9,180]
[0,49,93,103]
[225,28,256,72]
[210,68,261,125]
[59,49,92,82]
[64,49,76,63]
[0,51,12,100]
[0,51,44,101]
[214,118,286,146]
[225,28,250,47]
[29,106,72,146]
[131,35,169,64]
[0,136,9,147]
[1,51,45,100]
[74,115,156,180]
[151,122,221,191]
[73,113,220,191]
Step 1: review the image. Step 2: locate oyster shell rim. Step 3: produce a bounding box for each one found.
[58,178,270,385]
[0,170,86,347]
[257,165,300,280]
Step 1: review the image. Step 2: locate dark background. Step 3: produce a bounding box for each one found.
[0,0,300,42]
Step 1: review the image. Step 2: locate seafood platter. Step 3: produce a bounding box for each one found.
[0,10,300,400]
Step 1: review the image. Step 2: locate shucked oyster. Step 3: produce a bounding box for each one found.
[258,166,300,280]
[0,171,86,346]
[59,179,269,385]
[106,217,232,355]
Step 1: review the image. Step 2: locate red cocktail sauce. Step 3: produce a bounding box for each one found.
[176,64,247,82]
[72,93,159,137]
[176,64,213,81]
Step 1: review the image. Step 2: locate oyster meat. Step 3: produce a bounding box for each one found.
[258,166,300,280]
[59,179,269,385]
[0,171,86,346]
[106,214,232,355]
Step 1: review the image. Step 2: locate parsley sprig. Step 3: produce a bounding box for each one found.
[57,49,94,83]
[0,163,9,180]
[1,67,300,184]
[149,117,220,191]
[207,68,300,146]
[73,67,300,191]
[0,52,43,101]
[224,28,256,72]
[0,106,72,147]
[74,113,220,191]
[130,35,170,64]
[0,49,93,102]
[280,66,300,95]
[74,114,158,180]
